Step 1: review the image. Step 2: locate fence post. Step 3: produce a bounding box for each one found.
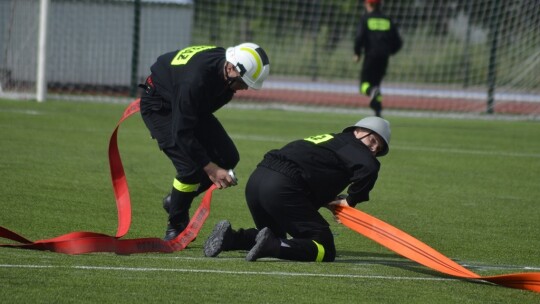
[462,1,472,89]
[486,0,502,114]
[130,0,141,97]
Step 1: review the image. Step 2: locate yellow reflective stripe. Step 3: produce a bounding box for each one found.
[241,47,262,78]
[304,134,334,144]
[361,82,370,94]
[173,178,199,192]
[171,45,215,65]
[312,240,325,262]
[367,18,391,31]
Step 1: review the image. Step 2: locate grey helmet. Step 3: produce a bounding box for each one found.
[343,117,391,156]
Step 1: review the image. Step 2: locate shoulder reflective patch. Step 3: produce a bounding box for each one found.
[304,134,334,144]
[367,18,391,31]
[171,45,216,65]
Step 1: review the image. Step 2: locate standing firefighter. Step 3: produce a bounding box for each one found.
[139,43,270,241]
[204,117,391,262]
[354,0,402,117]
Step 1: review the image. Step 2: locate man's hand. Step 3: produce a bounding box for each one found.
[203,162,237,189]
[326,198,349,224]
[353,55,361,63]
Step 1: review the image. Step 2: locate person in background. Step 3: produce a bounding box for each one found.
[204,117,391,262]
[139,43,270,241]
[354,0,402,117]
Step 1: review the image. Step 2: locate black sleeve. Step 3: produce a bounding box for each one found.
[389,20,403,55]
[346,165,378,207]
[327,135,379,207]
[354,17,367,56]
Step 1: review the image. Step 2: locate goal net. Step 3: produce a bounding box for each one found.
[1,0,539,116]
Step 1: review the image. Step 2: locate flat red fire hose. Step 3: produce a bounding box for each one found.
[1,99,538,293]
[0,99,215,254]
[335,205,540,293]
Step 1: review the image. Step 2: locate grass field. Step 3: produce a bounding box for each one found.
[1,98,539,303]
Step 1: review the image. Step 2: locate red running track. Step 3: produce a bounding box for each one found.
[237,89,540,116]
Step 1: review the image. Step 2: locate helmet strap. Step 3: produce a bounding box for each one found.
[357,131,376,152]
[357,131,373,141]
[226,76,240,88]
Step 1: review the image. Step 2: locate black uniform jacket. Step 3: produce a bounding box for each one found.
[262,132,380,208]
[354,9,402,57]
[142,46,234,167]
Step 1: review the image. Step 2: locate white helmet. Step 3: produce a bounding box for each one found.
[343,117,391,156]
[226,42,270,90]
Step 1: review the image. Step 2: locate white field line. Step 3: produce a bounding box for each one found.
[1,106,538,158]
[1,99,537,123]
[393,145,540,158]
[0,108,42,115]
[3,248,537,272]
[0,264,455,282]
[3,256,537,280]
[230,133,288,143]
[230,133,540,158]
[119,256,540,271]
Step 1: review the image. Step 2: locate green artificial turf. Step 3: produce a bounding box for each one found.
[1,99,539,303]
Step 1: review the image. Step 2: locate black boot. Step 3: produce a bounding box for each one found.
[163,188,196,241]
[203,220,233,257]
[246,228,281,261]
[368,86,382,117]
[204,221,260,256]
[162,193,171,214]
[164,221,188,241]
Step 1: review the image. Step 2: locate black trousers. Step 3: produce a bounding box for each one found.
[245,166,336,262]
[141,92,239,228]
[140,93,239,186]
[360,55,389,92]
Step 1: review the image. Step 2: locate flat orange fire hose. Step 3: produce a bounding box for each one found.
[335,205,540,293]
[0,99,214,254]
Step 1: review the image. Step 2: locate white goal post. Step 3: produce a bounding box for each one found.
[37,0,49,102]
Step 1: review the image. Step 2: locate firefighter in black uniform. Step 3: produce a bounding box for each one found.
[354,0,402,117]
[139,43,270,241]
[203,117,391,262]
